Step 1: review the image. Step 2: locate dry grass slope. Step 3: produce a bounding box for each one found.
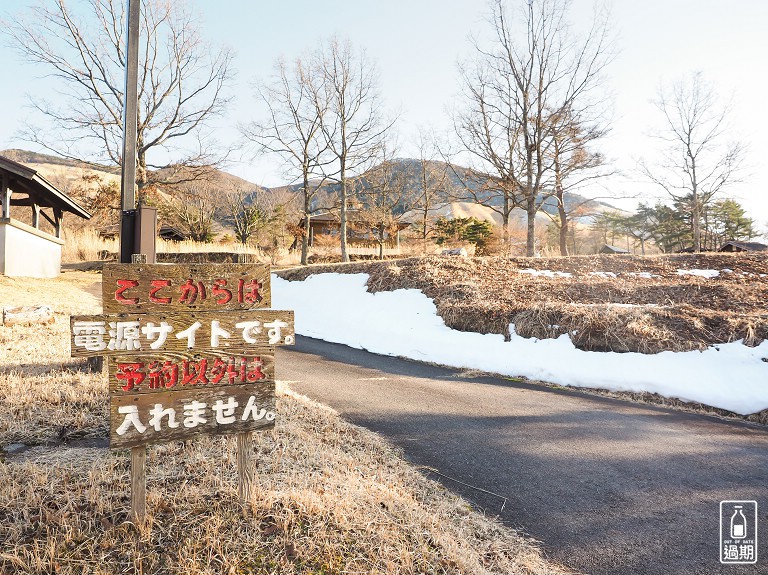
[0,271,573,575]
[277,253,768,354]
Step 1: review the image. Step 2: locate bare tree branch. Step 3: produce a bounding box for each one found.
[4,0,234,196]
[640,72,744,251]
[314,36,394,262]
[454,0,613,256]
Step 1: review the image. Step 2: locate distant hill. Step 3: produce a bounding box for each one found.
[0,149,118,173]
[0,149,267,196]
[0,149,271,238]
[0,149,624,238]
[275,157,624,224]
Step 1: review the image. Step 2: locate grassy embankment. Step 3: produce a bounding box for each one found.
[277,253,768,423]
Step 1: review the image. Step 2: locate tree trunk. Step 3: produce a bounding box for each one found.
[379,225,384,260]
[301,175,311,265]
[558,209,568,256]
[692,195,701,252]
[526,195,536,257]
[340,163,349,263]
[136,139,147,204]
[502,189,510,253]
[301,217,310,265]
[554,152,568,256]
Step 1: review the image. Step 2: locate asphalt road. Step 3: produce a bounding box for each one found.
[277,336,768,575]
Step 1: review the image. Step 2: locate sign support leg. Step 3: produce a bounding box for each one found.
[237,432,254,506]
[131,445,147,523]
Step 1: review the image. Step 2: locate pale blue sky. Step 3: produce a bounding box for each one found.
[1,1,766,226]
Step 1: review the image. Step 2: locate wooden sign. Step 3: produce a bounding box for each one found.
[102,263,271,313]
[70,311,294,357]
[110,383,275,449]
[108,352,275,394]
[71,262,291,518]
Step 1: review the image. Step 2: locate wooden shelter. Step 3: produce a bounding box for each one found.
[719,241,768,253]
[0,155,91,277]
[599,244,629,255]
[296,211,410,249]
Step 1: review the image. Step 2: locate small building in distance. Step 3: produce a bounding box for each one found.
[295,210,410,248]
[718,241,768,253]
[0,155,91,277]
[599,244,629,255]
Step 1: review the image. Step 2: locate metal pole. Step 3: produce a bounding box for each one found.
[119,0,141,263]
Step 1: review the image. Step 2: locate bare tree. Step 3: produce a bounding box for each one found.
[412,130,451,250]
[219,181,266,246]
[160,179,218,242]
[548,109,615,255]
[356,145,414,259]
[242,56,330,264]
[250,187,301,263]
[315,37,392,262]
[455,0,612,256]
[453,59,522,248]
[641,72,743,252]
[5,0,233,197]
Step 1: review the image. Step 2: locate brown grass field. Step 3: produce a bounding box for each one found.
[0,270,572,575]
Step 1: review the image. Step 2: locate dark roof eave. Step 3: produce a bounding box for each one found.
[0,155,92,219]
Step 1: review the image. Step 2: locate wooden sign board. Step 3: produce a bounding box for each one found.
[70,311,294,358]
[102,263,271,313]
[110,383,275,449]
[108,352,275,394]
[71,262,292,514]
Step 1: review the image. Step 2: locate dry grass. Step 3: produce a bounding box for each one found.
[61,229,117,264]
[0,272,572,575]
[0,271,107,445]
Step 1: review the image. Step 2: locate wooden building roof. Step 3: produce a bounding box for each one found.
[719,241,768,252]
[0,154,91,220]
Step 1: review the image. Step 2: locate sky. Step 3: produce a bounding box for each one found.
[0,0,766,229]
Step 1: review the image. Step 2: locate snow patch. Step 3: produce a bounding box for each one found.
[627,272,657,279]
[274,273,768,415]
[519,268,573,278]
[677,269,720,279]
[589,271,617,278]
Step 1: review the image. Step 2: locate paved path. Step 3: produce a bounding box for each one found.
[277,337,768,575]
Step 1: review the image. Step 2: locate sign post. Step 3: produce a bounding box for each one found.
[71,263,294,522]
[119,0,141,264]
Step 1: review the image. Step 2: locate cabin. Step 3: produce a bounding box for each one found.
[295,211,410,248]
[0,155,91,277]
[599,244,629,255]
[718,241,768,253]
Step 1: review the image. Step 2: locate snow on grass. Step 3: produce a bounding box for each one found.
[273,273,768,415]
[589,271,617,278]
[627,272,657,279]
[519,268,573,278]
[676,269,720,279]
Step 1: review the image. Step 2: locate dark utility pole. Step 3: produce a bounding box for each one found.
[119,0,141,264]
